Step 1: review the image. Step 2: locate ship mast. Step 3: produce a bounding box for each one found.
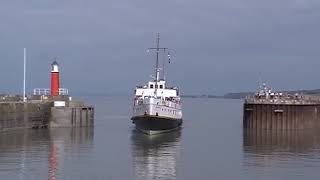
[155,33,160,82]
[148,33,168,90]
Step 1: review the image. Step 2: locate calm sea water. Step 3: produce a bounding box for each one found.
[1,96,320,180]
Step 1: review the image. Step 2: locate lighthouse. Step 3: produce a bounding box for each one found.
[51,61,60,96]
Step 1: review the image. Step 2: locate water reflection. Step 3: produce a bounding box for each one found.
[0,128,94,180]
[131,130,182,180]
[243,129,320,168]
[48,128,94,180]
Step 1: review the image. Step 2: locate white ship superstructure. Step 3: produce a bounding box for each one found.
[133,80,182,120]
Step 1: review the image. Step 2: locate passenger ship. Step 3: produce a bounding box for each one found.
[131,34,183,135]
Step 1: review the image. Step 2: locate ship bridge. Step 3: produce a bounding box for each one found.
[135,80,178,98]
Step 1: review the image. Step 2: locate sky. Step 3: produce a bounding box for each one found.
[1,0,320,95]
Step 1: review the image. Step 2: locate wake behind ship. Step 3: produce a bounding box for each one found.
[131,34,183,135]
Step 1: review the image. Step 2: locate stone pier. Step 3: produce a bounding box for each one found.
[0,95,94,133]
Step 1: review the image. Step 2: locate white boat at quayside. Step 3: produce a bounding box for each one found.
[131,34,183,135]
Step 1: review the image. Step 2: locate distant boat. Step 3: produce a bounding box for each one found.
[131,34,183,135]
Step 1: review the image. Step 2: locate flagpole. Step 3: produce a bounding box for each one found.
[162,49,166,80]
[23,48,26,102]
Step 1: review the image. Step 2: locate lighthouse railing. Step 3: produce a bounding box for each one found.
[33,88,69,96]
[33,88,51,95]
[58,88,69,95]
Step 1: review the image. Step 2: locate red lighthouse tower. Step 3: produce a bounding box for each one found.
[51,61,60,96]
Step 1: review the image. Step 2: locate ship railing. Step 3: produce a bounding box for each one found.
[245,95,320,104]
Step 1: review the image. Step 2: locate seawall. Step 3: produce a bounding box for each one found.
[0,102,52,132]
[0,96,94,133]
[50,101,94,127]
[243,96,320,130]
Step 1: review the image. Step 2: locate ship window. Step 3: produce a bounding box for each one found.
[150,84,154,88]
[155,85,158,88]
[160,85,163,89]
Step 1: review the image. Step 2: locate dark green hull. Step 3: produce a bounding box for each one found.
[131,115,182,132]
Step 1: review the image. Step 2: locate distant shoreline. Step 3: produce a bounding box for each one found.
[182,89,320,99]
[181,95,224,99]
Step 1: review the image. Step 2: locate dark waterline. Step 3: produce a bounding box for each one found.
[1,96,320,179]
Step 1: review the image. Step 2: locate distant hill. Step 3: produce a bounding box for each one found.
[181,94,222,98]
[222,92,252,99]
[284,89,320,95]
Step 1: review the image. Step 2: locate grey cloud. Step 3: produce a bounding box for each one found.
[1,0,320,95]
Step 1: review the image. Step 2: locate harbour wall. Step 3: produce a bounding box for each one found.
[0,102,52,132]
[243,103,320,130]
[0,98,94,133]
[50,101,94,128]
